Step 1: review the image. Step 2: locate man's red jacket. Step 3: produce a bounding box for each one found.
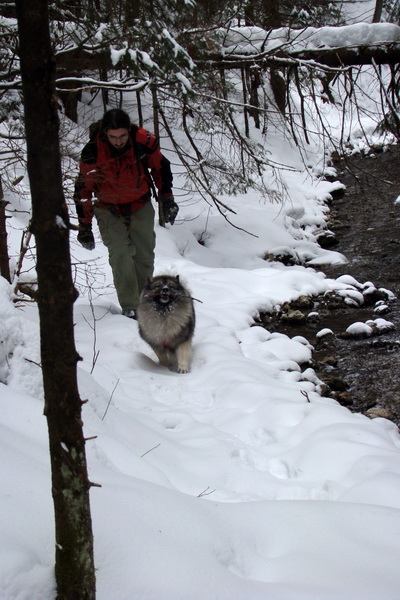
[74,124,173,225]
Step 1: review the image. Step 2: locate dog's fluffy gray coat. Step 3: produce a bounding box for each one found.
[137,275,195,373]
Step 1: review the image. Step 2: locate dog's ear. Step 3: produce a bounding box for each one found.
[175,275,180,283]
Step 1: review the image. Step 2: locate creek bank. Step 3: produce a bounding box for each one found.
[258,145,400,427]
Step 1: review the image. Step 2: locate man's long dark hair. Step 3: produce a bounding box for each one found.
[100,108,131,133]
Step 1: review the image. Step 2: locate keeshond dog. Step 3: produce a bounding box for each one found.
[136,275,195,373]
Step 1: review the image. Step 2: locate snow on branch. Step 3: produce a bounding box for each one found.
[202,22,400,69]
[221,23,400,56]
[55,76,150,93]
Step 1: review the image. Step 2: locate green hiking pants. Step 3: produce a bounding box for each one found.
[94,201,155,310]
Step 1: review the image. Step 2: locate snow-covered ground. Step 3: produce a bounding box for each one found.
[2,13,400,595]
[2,95,400,599]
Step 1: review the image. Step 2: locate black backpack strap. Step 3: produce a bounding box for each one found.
[130,125,158,199]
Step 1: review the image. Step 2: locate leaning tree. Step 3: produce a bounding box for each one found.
[15,0,96,598]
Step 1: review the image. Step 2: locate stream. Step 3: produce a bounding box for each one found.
[262,144,400,427]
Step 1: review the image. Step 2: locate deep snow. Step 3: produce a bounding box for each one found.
[2,145,400,599]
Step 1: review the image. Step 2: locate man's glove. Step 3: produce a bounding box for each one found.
[160,194,179,225]
[77,224,95,250]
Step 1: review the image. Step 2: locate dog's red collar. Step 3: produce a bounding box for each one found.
[162,340,170,349]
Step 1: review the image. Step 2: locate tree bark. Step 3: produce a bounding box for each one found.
[373,0,383,23]
[15,1,96,599]
[0,176,11,283]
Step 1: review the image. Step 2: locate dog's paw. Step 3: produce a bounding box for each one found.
[177,366,190,374]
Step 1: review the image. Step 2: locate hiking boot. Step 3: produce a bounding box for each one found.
[121,309,137,320]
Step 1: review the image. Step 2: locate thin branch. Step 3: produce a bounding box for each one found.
[101,379,120,421]
[197,486,216,497]
[140,443,161,458]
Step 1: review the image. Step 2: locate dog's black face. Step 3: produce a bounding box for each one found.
[144,276,183,311]
[158,283,175,304]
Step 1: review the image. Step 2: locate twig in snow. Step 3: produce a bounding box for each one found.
[101,379,120,420]
[197,486,216,497]
[140,443,161,458]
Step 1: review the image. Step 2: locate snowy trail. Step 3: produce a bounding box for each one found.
[75,293,400,509]
[3,138,400,599]
[69,288,400,600]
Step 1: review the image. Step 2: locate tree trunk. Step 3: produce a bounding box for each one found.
[0,176,11,283]
[15,1,96,599]
[373,0,383,23]
[270,68,287,115]
[58,77,82,123]
[241,67,250,137]
[151,86,164,226]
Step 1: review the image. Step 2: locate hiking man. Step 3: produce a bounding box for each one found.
[74,108,178,319]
